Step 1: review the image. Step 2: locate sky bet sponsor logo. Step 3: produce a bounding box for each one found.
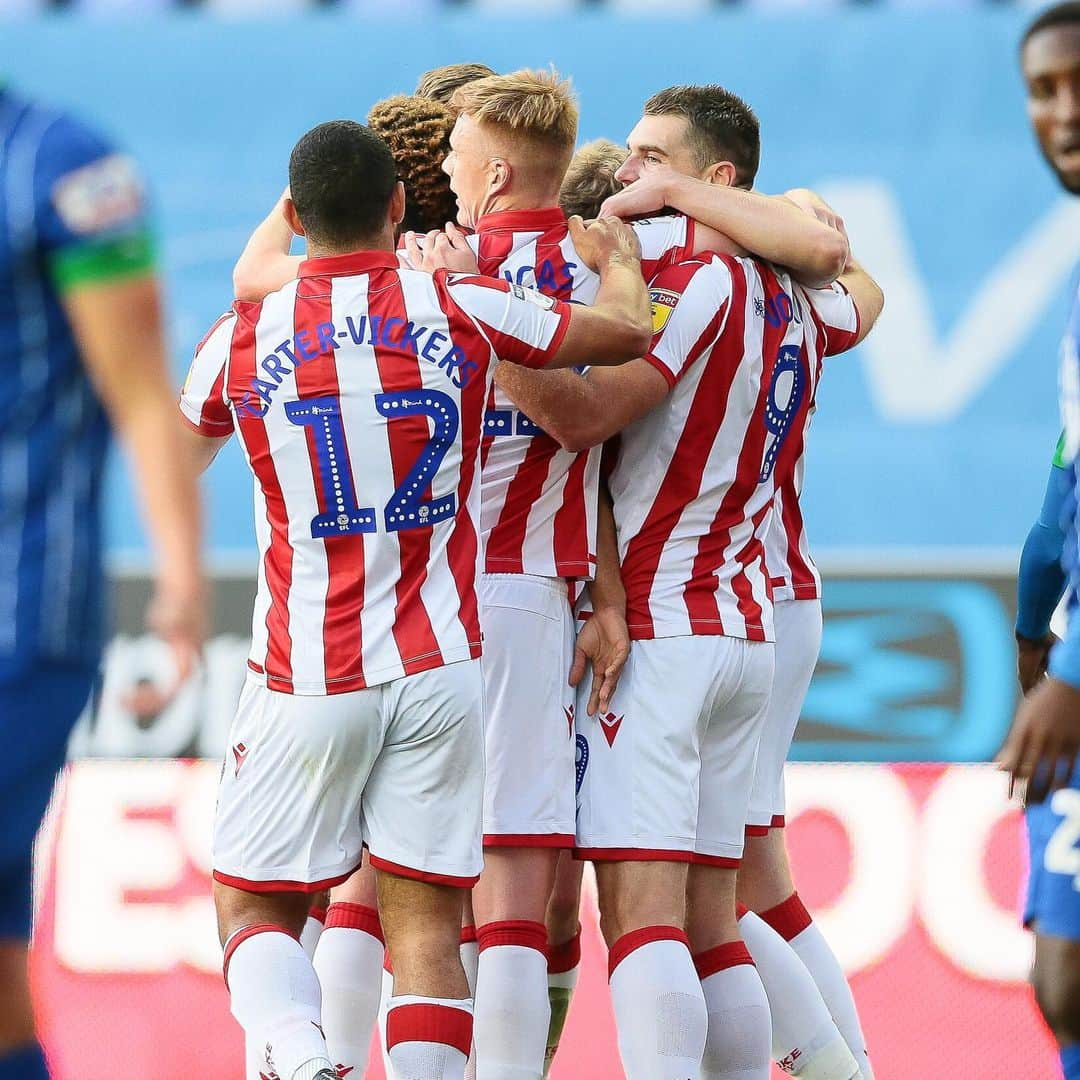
[237,314,480,418]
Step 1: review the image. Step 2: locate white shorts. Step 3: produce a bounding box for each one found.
[213,660,485,893]
[746,599,823,831]
[480,573,576,847]
[575,635,774,865]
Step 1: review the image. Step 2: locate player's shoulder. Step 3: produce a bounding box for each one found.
[629,212,689,235]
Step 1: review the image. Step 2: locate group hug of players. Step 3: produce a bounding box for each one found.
[178,63,885,1080]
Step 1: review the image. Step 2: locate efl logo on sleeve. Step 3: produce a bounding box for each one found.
[51,154,145,235]
[649,288,680,334]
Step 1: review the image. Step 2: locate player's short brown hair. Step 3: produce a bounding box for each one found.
[559,139,627,220]
[416,63,497,105]
[450,69,578,158]
[367,95,457,234]
[645,84,760,188]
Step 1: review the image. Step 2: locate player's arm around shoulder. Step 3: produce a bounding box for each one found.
[546,216,653,369]
[232,189,303,302]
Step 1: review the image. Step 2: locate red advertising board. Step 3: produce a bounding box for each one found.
[30,761,1060,1079]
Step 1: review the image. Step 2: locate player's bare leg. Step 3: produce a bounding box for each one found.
[377,869,473,1079]
[313,860,384,1080]
[215,882,337,1080]
[1031,932,1080,1078]
[543,852,585,1076]
[739,831,874,1079]
[0,941,44,1077]
[471,848,559,1079]
[594,860,707,1080]
[686,864,771,1080]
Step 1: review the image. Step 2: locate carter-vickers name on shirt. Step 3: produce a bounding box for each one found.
[237,315,480,418]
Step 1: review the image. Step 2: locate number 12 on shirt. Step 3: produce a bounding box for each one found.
[285,391,459,538]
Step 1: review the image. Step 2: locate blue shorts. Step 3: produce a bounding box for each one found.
[1024,765,1080,941]
[0,658,96,940]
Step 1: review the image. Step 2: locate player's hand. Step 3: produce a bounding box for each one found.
[597,165,677,220]
[782,188,851,266]
[403,223,478,275]
[142,576,207,705]
[1017,631,1059,695]
[569,606,630,717]
[996,675,1080,803]
[568,215,642,273]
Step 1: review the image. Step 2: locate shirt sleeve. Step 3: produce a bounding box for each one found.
[643,258,733,388]
[179,311,236,437]
[441,272,573,370]
[803,281,860,357]
[36,113,155,290]
[1016,447,1070,640]
[631,215,695,280]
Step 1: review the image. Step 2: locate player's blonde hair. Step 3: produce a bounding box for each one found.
[559,139,627,220]
[367,95,457,234]
[450,68,579,158]
[415,62,497,105]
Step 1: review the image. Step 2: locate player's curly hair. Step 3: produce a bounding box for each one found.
[450,69,578,153]
[416,63,497,105]
[559,139,628,220]
[367,95,457,235]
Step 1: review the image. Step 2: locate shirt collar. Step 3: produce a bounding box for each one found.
[474,206,567,234]
[298,249,399,278]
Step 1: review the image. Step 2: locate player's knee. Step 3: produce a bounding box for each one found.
[595,865,685,947]
[212,881,310,945]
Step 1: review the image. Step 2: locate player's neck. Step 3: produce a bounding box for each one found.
[306,227,396,261]
[481,185,563,218]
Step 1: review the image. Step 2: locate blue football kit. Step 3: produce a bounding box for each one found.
[0,86,154,940]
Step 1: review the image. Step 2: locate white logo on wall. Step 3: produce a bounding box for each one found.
[819,180,1080,422]
[68,634,250,760]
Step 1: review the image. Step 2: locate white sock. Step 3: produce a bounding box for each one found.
[761,894,874,1080]
[737,909,860,1079]
[694,942,771,1080]
[461,925,479,995]
[246,907,327,1080]
[313,902,386,1079]
[474,921,550,1079]
[385,994,473,1080]
[223,925,332,1080]
[379,960,395,1076]
[461,926,479,1080]
[545,930,581,1076]
[300,907,327,959]
[608,927,708,1080]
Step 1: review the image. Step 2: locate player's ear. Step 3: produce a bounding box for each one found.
[489,157,512,198]
[702,161,737,188]
[282,197,306,238]
[390,181,406,230]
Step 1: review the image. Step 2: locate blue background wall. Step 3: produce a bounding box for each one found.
[4,12,1075,560]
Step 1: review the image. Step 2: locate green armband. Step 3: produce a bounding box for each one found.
[49,229,156,290]
[1053,430,1069,470]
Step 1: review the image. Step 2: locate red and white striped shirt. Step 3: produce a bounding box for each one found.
[180,250,571,695]
[608,254,856,643]
[764,282,860,602]
[468,207,694,579]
